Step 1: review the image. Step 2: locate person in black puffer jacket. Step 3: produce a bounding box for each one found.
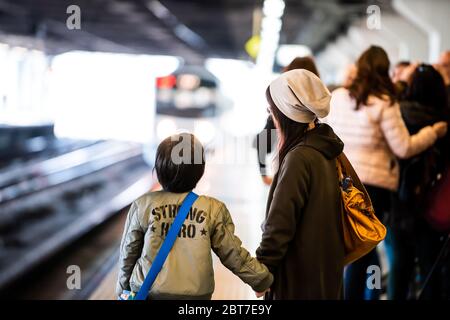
[388,64,450,300]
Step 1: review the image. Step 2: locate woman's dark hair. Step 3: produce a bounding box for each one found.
[406,64,448,115]
[155,133,205,193]
[348,45,397,109]
[266,88,309,166]
[283,56,320,77]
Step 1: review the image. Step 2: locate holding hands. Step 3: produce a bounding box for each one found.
[255,288,270,298]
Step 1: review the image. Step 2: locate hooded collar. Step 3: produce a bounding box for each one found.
[298,123,344,160]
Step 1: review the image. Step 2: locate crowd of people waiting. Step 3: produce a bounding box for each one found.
[256,46,450,300]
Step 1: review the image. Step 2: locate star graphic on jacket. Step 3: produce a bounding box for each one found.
[200,228,207,236]
[150,225,156,233]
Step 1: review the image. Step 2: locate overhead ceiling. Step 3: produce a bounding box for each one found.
[0,0,391,63]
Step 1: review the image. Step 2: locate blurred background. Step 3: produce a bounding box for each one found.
[0,0,448,299]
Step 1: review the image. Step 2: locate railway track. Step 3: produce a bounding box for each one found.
[0,140,154,291]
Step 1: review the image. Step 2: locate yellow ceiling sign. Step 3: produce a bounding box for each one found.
[245,35,260,59]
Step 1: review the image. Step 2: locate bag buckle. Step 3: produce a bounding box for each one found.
[341,176,352,192]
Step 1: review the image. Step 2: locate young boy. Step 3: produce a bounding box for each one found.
[116,133,273,299]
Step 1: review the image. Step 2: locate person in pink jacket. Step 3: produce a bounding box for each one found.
[325,45,447,300]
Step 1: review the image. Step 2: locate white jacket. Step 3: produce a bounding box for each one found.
[325,87,437,191]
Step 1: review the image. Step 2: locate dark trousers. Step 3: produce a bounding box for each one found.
[344,184,390,300]
[386,222,447,300]
[385,227,415,300]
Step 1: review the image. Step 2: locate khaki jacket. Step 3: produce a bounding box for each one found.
[116,191,273,299]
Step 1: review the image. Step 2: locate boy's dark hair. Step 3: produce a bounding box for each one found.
[155,133,205,193]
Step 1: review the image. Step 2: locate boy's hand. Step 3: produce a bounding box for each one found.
[255,288,270,298]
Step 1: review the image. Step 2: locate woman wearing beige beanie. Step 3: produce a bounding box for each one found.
[255,56,321,186]
[256,69,346,299]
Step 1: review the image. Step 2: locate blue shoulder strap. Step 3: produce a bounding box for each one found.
[135,191,199,300]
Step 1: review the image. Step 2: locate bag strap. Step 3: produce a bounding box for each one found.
[134,191,199,300]
[336,157,344,180]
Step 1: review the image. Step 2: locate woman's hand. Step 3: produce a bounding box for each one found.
[255,288,270,298]
[433,121,448,138]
